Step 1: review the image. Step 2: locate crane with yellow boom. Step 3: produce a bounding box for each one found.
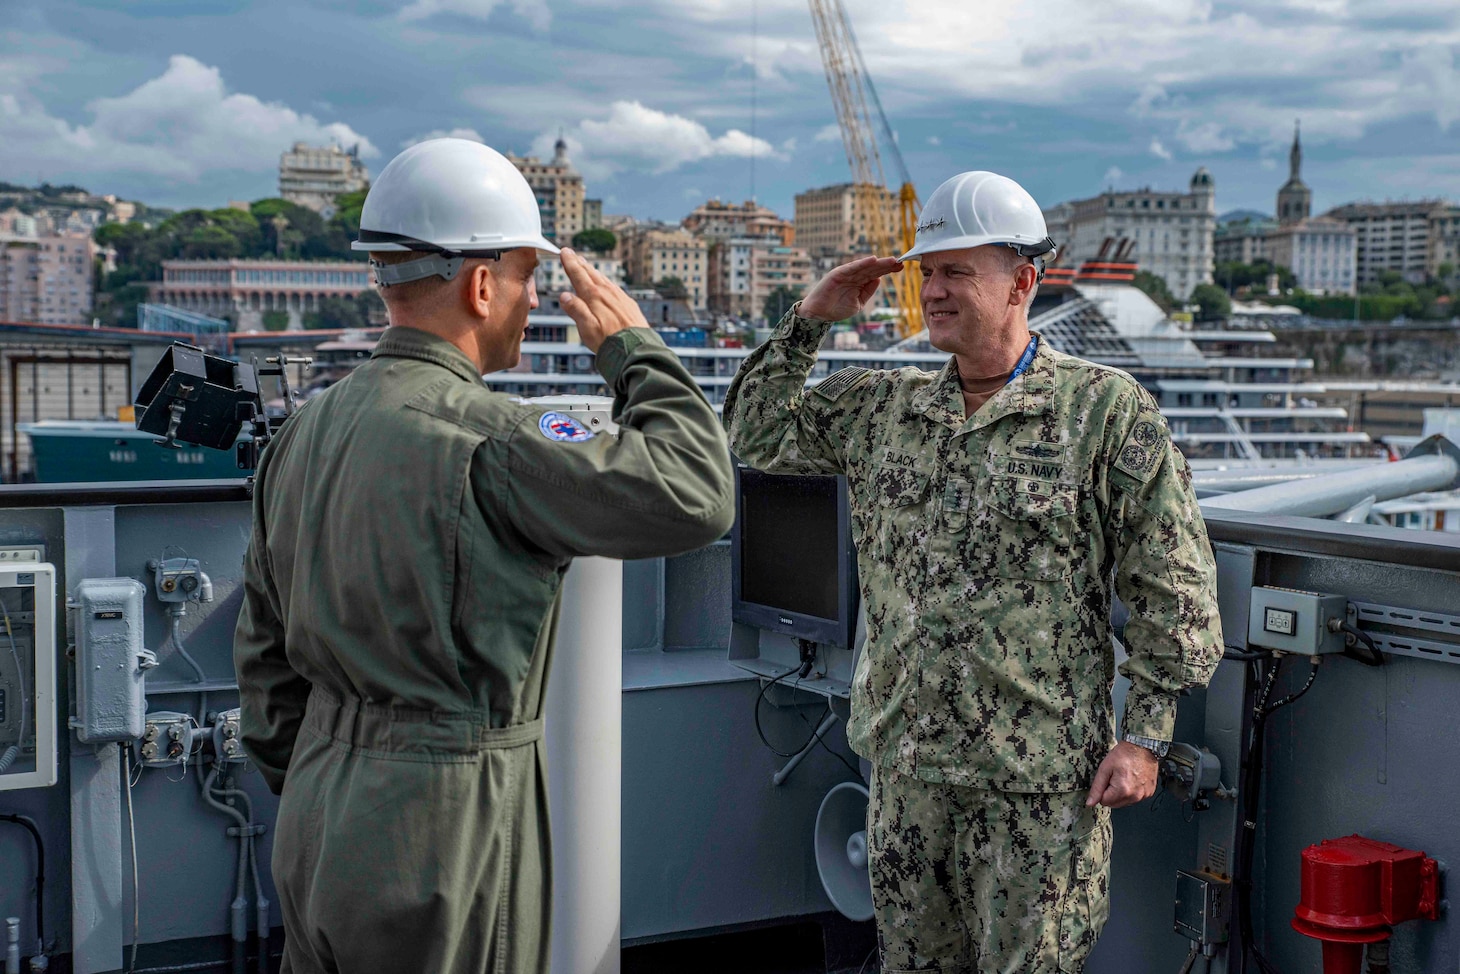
[806,0,922,337]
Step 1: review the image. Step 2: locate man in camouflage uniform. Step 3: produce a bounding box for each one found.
[723,170,1222,972]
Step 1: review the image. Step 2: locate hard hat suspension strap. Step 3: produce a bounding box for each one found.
[371,255,468,288]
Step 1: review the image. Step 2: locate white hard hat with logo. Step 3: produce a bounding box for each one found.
[899,170,1055,277]
[353,138,560,287]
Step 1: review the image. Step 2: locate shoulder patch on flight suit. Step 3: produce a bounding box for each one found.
[538,411,595,442]
[1114,415,1167,484]
[812,367,873,402]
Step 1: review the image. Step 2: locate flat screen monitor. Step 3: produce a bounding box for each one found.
[731,467,858,648]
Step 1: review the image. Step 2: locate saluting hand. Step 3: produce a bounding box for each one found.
[1085,741,1159,809]
[798,255,904,322]
[558,247,650,354]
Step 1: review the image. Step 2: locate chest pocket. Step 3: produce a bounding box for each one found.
[981,470,1080,581]
[871,451,931,559]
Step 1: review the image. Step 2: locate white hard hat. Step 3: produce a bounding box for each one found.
[354,138,559,286]
[899,170,1055,270]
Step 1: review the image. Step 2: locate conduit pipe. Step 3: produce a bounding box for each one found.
[1200,435,1460,518]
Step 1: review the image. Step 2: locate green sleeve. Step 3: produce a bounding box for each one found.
[1107,391,1224,742]
[494,327,735,560]
[722,305,873,475]
[234,456,310,796]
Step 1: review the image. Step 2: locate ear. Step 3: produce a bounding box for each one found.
[1010,262,1038,306]
[466,262,494,319]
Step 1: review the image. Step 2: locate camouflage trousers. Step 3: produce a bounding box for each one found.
[867,765,1112,974]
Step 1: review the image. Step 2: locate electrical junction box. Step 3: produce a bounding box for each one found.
[71,577,155,744]
[1174,869,1231,947]
[134,711,195,767]
[0,552,57,791]
[213,708,246,763]
[1247,586,1348,655]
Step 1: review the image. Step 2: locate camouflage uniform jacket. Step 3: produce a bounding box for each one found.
[723,308,1223,792]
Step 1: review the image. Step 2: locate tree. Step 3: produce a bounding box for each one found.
[262,310,290,332]
[763,285,802,323]
[1190,283,1232,322]
[655,276,688,299]
[1132,270,1175,312]
[571,228,616,254]
[304,292,384,331]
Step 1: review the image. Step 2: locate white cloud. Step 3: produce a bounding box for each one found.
[1103,166,1124,185]
[402,127,486,147]
[813,123,841,143]
[1149,137,1173,161]
[927,135,942,146]
[537,100,782,179]
[398,0,551,31]
[1175,120,1235,154]
[0,55,376,183]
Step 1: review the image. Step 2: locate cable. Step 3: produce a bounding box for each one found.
[1177,944,1199,974]
[792,693,862,780]
[0,813,44,951]
[123,744,140,974]
[1338,621,1384,667]
[169,609,208,683]
[1262,659,1320,718]
[855,945,878,974]
[754,666,824,758]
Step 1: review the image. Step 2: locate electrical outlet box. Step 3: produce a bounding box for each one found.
[72,577,155,743]
[1247,587,1348,655]
[0,558,57,791]
[1174,870,1231,946]
[213,708,245,763]
[134,711,195,767]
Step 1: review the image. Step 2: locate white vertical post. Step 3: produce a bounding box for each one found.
[545,557,622,974]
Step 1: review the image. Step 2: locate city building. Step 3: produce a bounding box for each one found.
[1323,199,1448,287]
[793,183,894,258]
[1429,206,1460,281]
[1262,219,1356,295]
[150,258,374,331]
[507,138,585,246]
[1213,126,1357,295]
[583,198,603,231]
[1276,122,1312,226]
[682,199,794,246]
[535,253,624,299]
[618,227,708,311]
[0,235,97,325]
[278,142,370,216]
[1045,168,1217,300]
[708,237,814,318]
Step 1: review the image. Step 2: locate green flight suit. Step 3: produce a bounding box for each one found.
[724,307,1222,970]
[235,325,734,974]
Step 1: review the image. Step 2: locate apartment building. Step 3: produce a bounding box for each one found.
[793,183,894,258]
[0,235,97,325]
[708,237,813,318]
[507,138,585,246]
[619,227,708,311]
[278,142,370,216]
[682,199,793,246]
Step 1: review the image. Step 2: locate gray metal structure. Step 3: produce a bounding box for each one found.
[0,482,1457,972]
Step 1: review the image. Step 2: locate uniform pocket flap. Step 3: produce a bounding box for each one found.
[875,451,931,506]
[989,474,1077,520]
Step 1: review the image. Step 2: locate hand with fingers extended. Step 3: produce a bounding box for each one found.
[1085,741,1159,809]
[798,255,904,322]
[557,247,650,353]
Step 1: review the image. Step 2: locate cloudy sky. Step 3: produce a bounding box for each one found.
[2,0,1457,223]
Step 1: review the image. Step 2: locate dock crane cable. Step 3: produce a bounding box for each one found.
[807,0,922,337]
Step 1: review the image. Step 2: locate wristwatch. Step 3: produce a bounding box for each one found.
[1123,733,1171,759]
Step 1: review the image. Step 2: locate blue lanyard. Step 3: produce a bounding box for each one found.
[1006,335,1039,386]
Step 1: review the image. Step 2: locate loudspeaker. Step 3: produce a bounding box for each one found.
[814,781,873,921]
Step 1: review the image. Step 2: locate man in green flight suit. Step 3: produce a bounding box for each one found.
[724,170,1223,972]
[234,137,734,974]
